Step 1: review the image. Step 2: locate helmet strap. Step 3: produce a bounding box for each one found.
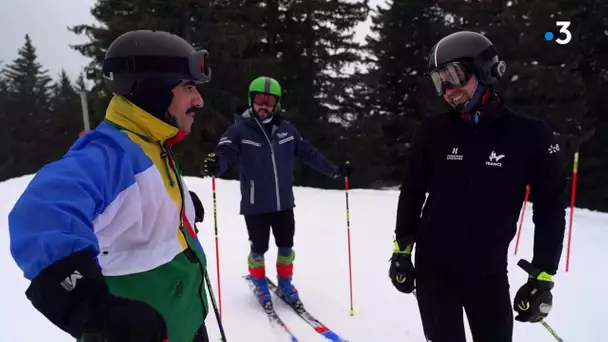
[126,78,181,127]
[164,111,180,128]
[451,80,486,114]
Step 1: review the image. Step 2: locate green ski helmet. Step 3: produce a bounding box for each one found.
[248,76,282,112]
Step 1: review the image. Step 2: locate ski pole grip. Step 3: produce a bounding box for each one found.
[517,259,540,278]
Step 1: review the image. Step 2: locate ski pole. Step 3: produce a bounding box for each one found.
[566,151,579,272]
[205,270,228,342]
[211,176,223,318]
[514,185,530,255]
[541,319,563,342]
[343,162,355,316]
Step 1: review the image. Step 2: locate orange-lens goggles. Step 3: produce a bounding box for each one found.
[253,93,277,107]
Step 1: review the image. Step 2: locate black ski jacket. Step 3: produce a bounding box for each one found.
[395,95,567,276]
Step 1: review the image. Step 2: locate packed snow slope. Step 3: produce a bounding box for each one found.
[1,174,606,341]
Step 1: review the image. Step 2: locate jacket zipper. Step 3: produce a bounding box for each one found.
[105,119,176,187]
[105,119,208,321]
[165,144,209,321]
[254,119,281,211]
[250,180,255,204]
[462,126,479,273]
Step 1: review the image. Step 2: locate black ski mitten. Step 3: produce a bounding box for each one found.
[189,190,205,223]
[336,161,352,178]
[202,153,219,177]
[513,259,554,323]
[388,241,415,293]
[25,250,167,342]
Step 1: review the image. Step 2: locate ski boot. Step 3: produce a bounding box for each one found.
[251,276,272,306]
[276,248,303,309]
[248,253,272,306]
[277,275,302,308]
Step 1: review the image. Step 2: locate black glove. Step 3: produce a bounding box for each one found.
[189,190,205,223]
[202,153,219,177]
[513,259,554,323]
[25,250,167,342]
[388,241,415,294]
[336,161,352,178]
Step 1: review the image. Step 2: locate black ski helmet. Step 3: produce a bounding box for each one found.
[427,31,506,92]
[101,30,211,118]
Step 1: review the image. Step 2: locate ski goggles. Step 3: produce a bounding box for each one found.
[102,49,212,84]
[429,61,473,95]
[187,50,212,83]
[252,93,278,107]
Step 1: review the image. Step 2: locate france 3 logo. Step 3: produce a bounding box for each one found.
[544,21,572,45]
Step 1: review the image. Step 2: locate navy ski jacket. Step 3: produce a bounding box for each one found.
[214,108,340,215]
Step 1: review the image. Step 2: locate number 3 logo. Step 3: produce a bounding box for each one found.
[556,21,572,45]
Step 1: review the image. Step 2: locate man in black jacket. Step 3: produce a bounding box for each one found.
[388,31,567,342]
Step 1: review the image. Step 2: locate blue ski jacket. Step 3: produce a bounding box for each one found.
[214,108,340,215]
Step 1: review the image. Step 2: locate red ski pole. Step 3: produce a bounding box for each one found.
[211,176,223,317]
[343,162,355,316]
[566,152,579,272]
[514,185,530,255]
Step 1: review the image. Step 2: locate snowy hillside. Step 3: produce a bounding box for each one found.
[1,174,606,341]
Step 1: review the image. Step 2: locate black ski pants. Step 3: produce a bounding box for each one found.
[244,209,295,254]
[415,261,513,342]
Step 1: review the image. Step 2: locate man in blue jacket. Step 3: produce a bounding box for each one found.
[203,76,351,306]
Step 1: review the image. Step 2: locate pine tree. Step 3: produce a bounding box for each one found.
[52,70,79,109]
[0,60,7,96]
[575,0,608,211]
[75,72,88,93]
[362,0,448,182]
[274,0,368,120]
[69,0,277,176]
[46,70,83,160]
[0,35,57,178]
[2,34,53,112]
[0,61,12,180]
[263,0,368,188]
[70,0,199,91]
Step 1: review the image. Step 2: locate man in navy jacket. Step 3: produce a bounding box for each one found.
[203,76,350,306]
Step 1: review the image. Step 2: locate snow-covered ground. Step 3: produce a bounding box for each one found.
[1,174,606,341]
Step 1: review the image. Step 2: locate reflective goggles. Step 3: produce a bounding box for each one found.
[187,49,212,83]
[429,61,473,95]
[102,49,212,84]
[252,93,278,107]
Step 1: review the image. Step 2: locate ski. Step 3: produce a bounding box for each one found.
[244,275,299,342]
[266,277,349,342]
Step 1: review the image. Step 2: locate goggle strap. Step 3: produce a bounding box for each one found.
[103,55,190,74]
[252,92,278,99]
